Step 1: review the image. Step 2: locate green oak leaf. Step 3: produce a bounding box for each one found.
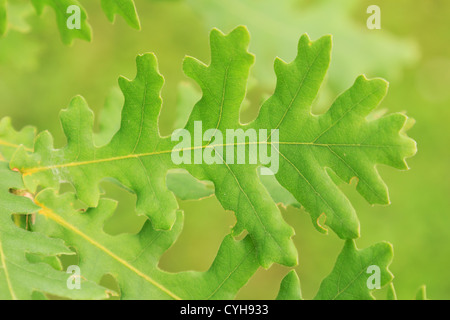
[31,0,92,45]
[157,26,416,238]
[33,189,259,300]
[169,28,415,238]
[251,34,416,238]
[3,0,34,34]
[277,240,393,300]
[0,0,140,44]
[0,117,35,161]
[13,58,182,231]
[0,87,121,161]
[0,161,109,300]
[0,0,33,36]
[101,0,140,30]
[11,26,416,268]
[415,285,427,300]
[94,84,214,201]
[10,27,295,268]
[187,0,419,91]
[387,282,397,300]
[314,240,393,300]
[276,270,302,300]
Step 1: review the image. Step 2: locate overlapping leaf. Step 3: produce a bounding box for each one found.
[187,0,419,91]
[33,189,259,299]
[277,240,393,300]
[0,161,108,299]
[0,116,257,300]
[386,282,429,300]
[314,240,393,300]
[10,27,416,270]
[0,117,35,161]
[0,0,139,44]
[31,0,91,44]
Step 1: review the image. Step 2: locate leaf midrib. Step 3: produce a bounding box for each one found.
[331,253,384,300]
[0,139,33,152]
[20,141,404,176]
[35,201,182,300]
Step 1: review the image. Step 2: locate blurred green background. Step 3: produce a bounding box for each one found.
[1,0,449,299]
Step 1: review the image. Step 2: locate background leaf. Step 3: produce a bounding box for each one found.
[0,161,109,300]
[0,0,140,44]
[101,0,140,30]
[187,0,419,92]
[33,189,259,300]
[0,117,35,161]
[31,0,92,45]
